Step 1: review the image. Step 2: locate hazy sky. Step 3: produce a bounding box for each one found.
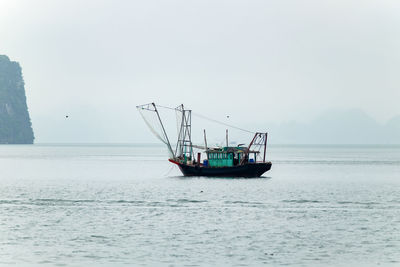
[1,0,399,143]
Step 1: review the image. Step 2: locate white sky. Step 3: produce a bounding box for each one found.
[1,0,399,142]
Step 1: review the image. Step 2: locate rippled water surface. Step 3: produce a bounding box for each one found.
[1,144,399,266]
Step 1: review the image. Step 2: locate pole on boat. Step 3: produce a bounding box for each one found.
[203,129,208,154]
[204,129,209,160]
[226,129,228,147]
[263,132,268,163]
[175,104,185,157]
[152,102,175,158]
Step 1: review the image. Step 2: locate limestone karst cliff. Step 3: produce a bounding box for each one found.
[0,55,34,144]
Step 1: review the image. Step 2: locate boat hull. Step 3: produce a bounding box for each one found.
[169,159,271,178]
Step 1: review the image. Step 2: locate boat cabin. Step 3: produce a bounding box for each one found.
[206,147,259,167]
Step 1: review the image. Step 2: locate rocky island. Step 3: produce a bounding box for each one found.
[0,55,34,144]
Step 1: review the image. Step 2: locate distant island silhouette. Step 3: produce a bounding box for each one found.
[0,55,34,144]
[261,109,400,145]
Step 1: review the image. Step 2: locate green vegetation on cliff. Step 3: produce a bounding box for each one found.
[0,55,34,144]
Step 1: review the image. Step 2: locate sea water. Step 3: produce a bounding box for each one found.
[0,144,399,266]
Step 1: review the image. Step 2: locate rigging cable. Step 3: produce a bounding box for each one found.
[154,104,255,134]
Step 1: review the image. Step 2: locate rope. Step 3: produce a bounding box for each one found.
[192,112,255,134]
[163,164,176,177]
[155,104,176,111]
[154,104,255,134]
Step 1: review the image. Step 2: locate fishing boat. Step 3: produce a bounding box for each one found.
[137,103,271,178]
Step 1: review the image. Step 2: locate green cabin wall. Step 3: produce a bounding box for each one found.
[207,152,234,167]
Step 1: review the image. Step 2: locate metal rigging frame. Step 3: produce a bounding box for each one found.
[240,132,268,164]
[175,104,194,162]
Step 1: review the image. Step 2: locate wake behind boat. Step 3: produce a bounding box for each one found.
[137,103,271,178]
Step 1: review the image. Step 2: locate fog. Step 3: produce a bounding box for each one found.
[1,0,399,143]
